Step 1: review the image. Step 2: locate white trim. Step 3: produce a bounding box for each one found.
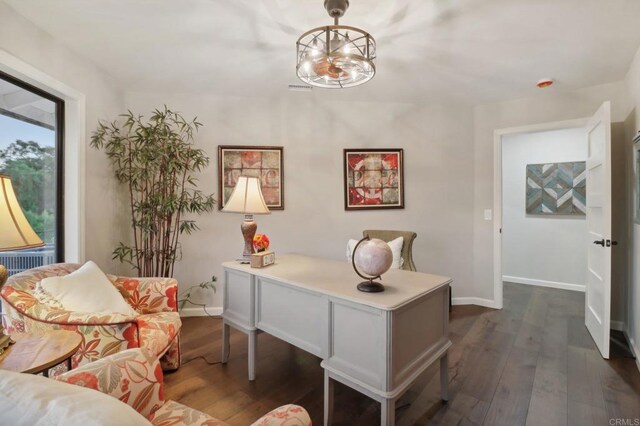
[610,320,625,331]
[626,334,640,373]
[621,326,640,373]
[493,118,589,311]
[179,306,222,317]
[0,49,86,263]
[452,297,501,309]
[502,275,585,292]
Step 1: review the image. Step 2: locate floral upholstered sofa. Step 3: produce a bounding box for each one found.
[0,263,182,370]
[0,348,312,426]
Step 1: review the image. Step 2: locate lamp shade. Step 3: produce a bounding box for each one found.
[222,176,271,215]
[0,175,44,252]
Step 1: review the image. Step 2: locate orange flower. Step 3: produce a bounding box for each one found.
[120,279,139,292]
[123,324,138,348]
[154,363,165,401]
[65,372,99,390]
[165,286,177,310]
[253,234,270,252]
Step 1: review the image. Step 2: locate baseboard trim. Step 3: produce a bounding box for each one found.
[179,306,222,317]
[611,320,625,331]
[622,328,640,373]
[502,276,585,292]
[452,297,501,309]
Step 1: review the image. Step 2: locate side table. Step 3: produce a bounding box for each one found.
[0,330,82,376]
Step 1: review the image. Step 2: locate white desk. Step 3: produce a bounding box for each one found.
[221,254,451,426]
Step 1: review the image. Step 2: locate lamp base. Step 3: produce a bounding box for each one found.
[240,214,257,263]
[357,280,385,293]
[0,264,7,288]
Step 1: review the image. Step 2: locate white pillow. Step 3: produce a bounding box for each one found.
[346,237,405,269]
[40,261,137,316]
[0,370,151,425]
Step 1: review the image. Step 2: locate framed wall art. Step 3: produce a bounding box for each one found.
[344,148,404,210]
[525,161,586,215]
[218,146,284,210]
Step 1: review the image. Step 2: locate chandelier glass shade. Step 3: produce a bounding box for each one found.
[296,23,376,88]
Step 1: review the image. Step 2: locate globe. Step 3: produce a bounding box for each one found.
[354,238,393,278]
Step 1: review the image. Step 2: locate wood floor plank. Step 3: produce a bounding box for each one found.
[567,400,608,426]
[526,387,568,426]
[482,347,538,426]
[567,346,606,408]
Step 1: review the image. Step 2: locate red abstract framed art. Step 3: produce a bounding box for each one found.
[343,148,404,210]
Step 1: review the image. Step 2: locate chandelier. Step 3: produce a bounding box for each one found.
[296,0,376,89]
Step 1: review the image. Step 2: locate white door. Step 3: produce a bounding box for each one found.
[585,101,612,359]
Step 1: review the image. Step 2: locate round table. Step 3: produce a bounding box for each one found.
[0,330,82,376]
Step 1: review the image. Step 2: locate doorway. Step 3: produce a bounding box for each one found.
[492,118,589,310]
[492,103,616,359]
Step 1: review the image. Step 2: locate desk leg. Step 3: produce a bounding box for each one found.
[323,370,334,426]
[222,323,230,364]
[248,330,257,381]
[440,352,449,402]
[381,398,395,426]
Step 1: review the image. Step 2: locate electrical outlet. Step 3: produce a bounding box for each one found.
[484,209,492,220]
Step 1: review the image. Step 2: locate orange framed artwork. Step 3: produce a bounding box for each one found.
[343,148,404,210]
[218,146,284,210]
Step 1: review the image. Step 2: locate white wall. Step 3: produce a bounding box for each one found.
[0,2,126,271]
[623,46,640,367]
[502,128,587,290]
[124,91,475,309]
[472,81,629,315]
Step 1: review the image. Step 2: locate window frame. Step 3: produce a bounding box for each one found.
[0,70,65,263]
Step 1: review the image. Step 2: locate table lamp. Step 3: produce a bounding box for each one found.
[222,176,271,263]
[0,175,45,354]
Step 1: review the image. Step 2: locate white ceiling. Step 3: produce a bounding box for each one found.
[6,0,640,104]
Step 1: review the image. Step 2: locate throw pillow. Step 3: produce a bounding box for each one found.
[387,236,405,269]
[0,370,151,425]
[33,282,65,310]
[346,237,405,269]
[40,261,137,316]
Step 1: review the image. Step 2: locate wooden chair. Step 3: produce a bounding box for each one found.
[362,229,417,271]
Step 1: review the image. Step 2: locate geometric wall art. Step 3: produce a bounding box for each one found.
[526,161,586,215]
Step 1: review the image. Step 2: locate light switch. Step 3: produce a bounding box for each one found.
[484,209,492,220]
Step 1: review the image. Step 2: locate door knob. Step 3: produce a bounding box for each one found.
[593,239,605,246]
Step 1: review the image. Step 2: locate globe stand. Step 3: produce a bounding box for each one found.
[357,280,385,293]
[352,236,386,293]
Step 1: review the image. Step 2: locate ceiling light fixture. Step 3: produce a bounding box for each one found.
[296,0,376,89]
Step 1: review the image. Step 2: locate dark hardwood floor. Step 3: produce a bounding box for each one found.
[165,283,640,425]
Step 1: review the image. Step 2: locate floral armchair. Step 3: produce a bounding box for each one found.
[0,263,182,370]
[55,348,312,426]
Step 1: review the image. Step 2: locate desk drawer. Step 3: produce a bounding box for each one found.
[256,277,327,357]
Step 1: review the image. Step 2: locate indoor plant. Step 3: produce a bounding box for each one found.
[91,106,215,277]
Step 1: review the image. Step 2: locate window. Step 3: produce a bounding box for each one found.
[0,71,64,275]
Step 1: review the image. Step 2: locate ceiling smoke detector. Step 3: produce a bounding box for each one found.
[536,79,554,88]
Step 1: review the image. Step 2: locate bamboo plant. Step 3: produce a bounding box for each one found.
[91,106,215,277]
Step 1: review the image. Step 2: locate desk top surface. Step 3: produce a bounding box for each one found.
[223,254,451,310]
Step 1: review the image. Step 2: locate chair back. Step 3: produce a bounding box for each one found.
[362,230,417,271]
